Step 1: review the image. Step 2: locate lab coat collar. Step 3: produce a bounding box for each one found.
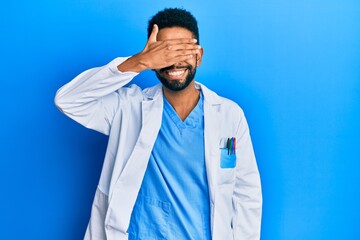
[196,82,223,105]
[142,83,163,100]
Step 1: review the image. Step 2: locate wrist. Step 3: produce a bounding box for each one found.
[117,54,148,73]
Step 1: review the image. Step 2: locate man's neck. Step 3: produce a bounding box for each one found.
[163,81,200,121]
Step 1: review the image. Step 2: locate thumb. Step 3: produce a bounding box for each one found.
[148,24,158,44]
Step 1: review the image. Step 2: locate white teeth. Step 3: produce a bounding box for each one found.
[168,70,185,76]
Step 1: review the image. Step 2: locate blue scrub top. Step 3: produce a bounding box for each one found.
[128,91,211,240]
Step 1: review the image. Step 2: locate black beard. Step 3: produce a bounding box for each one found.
[155,65,197,91]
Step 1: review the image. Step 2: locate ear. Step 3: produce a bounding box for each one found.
[196,47,204,67]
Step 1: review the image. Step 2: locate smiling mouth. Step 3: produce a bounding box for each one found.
[161,65,191,79]
[166,69,186,77]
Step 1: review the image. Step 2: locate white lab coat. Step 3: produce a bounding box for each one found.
[55,57,262,240]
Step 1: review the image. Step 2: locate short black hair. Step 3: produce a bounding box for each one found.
[147,8,199,43]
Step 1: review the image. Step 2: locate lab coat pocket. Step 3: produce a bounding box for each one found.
[220,148,236,168]
[128,195,170,240]
[218,148,236,185]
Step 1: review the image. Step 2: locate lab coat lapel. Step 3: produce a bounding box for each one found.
[203,100,220,204]
[105,85,163,234]
[201,83,224,238]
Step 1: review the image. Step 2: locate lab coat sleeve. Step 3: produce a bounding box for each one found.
[54,57,138,135]
[233,109,262,239]
[84,187,108,240]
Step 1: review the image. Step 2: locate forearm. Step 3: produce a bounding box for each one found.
[54,57,139,134]
[55,57,137,109]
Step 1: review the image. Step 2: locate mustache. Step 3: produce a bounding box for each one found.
[159,65,192,72]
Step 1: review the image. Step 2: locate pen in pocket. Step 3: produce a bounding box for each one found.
[226,137,236,155]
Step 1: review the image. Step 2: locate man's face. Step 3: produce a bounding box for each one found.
[155,27,203,91]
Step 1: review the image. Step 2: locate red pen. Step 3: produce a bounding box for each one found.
[233,137,236,154]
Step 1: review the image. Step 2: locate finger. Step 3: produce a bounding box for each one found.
[167,48,201,58]
[151,54,196,70]
[167,43,202,51]
[170,54,197,63]
[148,24,158,44]
[160,38,198,45]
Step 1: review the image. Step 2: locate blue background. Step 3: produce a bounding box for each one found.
[1,0,359,239]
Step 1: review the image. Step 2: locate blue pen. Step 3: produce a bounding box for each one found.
[227,138,230,155]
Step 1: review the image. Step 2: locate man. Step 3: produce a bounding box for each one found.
[55,8,262,240]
